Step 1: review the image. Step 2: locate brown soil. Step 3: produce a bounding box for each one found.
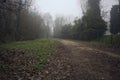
[0,39,120,80]
[56,39,120,80]
[33,39,120,80]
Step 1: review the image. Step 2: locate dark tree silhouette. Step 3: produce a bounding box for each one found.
[110,0,120,44]
[79,0,107,40]
[110,5,120,35]
[54,0,107,41]
[0,0,51,43]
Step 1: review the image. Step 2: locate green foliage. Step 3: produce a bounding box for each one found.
[88,35,120,48]
[100,35,120,48]
[32,64,44,70]
[54,0,107,41]
[61,24,73,39]
[79,0,107,40]
[79,15,107,40]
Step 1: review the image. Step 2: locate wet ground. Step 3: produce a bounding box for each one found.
[0,39,120,80]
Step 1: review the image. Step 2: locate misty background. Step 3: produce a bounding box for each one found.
[31,0,118,34]
[0,0,120,80]
[0,0,119,43]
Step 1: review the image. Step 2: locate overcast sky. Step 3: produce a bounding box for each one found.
[32,0,118,19]
[32,0,82,18]
[101,0,118,21]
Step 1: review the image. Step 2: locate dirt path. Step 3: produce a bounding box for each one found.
[1,39,120,80]
[52,39,120,80]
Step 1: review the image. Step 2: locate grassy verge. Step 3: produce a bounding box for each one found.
[88,35,120,48]
[67,35,120,54]
[0,39,58,70]
[72,35,120,55]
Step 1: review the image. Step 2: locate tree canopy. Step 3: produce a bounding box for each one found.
[54,0,107,41]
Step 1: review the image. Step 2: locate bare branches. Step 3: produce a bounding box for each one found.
[0,0,32,13]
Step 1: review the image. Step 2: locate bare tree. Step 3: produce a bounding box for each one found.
[0,0,32,42]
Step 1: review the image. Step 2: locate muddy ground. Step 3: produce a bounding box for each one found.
[0,39,120,80]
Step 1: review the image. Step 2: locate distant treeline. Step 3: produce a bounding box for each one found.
[0,0,50,43]
[54,0,107,41]
[0,0,120,46]
[54,0,120,45]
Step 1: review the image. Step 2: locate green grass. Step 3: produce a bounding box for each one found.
[85,35,120,48]
[0,39,58,70]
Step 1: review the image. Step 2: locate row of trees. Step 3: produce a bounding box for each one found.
[54,0,107,41]
[0,0,51,43]
[1,0,119,43]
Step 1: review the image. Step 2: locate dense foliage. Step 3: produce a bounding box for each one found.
[54,0,107,41]
[0,0,119,46]
[0,0,50,43]
[110,5,120,35]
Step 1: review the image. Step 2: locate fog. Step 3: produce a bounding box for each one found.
[32,0,82,19]
[32,0,118,20]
